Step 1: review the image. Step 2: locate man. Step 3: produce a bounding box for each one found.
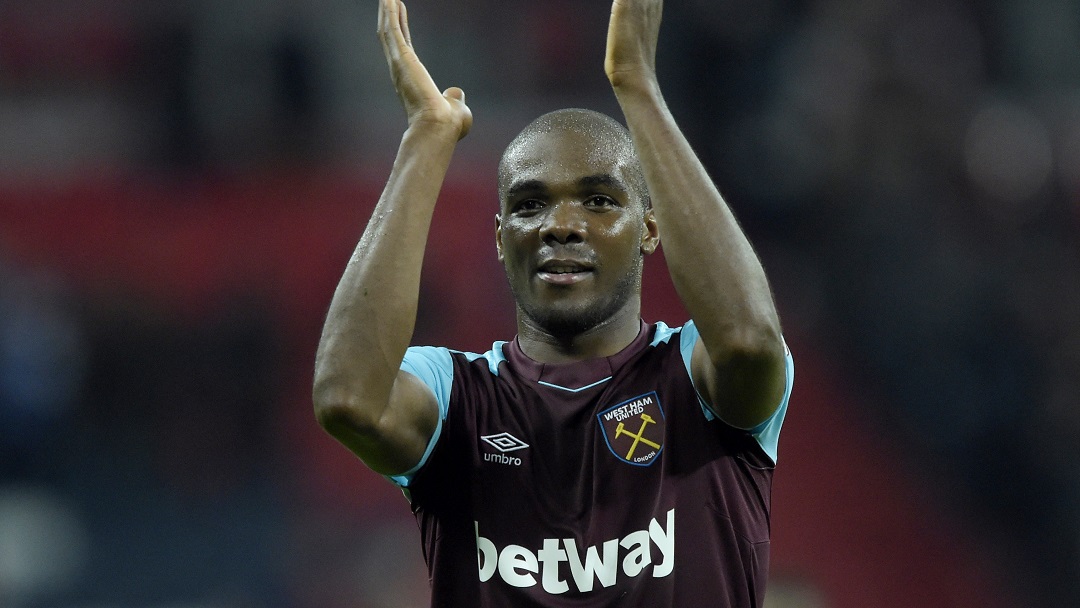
[313,0,793,605]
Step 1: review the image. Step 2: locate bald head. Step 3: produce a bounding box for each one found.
[498,109,650,209]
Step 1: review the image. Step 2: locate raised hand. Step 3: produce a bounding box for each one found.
[604,0,663,90]
[378,0,472,140]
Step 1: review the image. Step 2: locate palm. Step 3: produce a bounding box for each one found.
[605,0,662,86]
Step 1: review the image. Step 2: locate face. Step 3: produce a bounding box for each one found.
[496,128,658,338]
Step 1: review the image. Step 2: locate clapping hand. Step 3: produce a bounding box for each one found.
[378,0,472,140]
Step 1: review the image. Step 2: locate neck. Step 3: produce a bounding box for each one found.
[515,302,642,364]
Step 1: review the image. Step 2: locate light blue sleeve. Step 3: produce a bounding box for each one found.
[386,346,454,487]
[676,320,794,464]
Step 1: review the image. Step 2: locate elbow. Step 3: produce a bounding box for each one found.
[716,319,784,368]
[312,378,381,440]
[313,397,356,435]
[727,329,786,389]
[709,326,788,428]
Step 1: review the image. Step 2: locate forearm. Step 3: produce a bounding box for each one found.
[313,123,459,428]
[615,83,782,353]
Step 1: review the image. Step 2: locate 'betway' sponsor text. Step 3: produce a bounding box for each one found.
[475,509,675,594]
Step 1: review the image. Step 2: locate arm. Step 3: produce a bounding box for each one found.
[606,0,786,429]
[313,0,472,475]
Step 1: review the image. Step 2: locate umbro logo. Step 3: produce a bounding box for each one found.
[481,432,528,466]
[481,432,529,452]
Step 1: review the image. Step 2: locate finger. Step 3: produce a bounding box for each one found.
[443,87,465,103]
[377,0,392,49]
[379,0,414,79]
[399,1,412,48]
[378,0,395,37]
[378,0,405,50]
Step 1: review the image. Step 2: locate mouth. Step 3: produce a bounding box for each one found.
[536,259,594,285]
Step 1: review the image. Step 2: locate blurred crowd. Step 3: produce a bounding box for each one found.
[0,0,1077,606]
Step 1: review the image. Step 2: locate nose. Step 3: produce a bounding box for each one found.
[539,201,586,245]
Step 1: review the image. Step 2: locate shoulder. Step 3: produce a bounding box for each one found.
[401,341,511,402]
[645,320,698,370]
[391,341,512,490]
[647,320,795,463]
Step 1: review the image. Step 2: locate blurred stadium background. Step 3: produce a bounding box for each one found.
[0,0,1077,606]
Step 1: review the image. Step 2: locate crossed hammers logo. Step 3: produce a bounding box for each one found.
[614,413,662,460]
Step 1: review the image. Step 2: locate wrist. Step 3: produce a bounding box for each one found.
[612,76,665,117]
[404,118,464,142]
[610,71,662,102]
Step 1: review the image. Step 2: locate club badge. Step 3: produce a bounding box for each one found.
[597,392,665,466]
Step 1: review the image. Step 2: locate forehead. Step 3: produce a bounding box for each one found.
[501,128,634,195]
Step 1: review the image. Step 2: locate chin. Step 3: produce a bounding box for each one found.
[522,298,623,338]
[511,271,641,338]
[534,313,597,338]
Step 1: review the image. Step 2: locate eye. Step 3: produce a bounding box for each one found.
[584,195,617,208]
[512,199,544,214]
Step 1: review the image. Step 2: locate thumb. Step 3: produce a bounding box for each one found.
[441,86,472,140]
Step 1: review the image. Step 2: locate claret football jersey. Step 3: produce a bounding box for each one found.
[393,321,793,608]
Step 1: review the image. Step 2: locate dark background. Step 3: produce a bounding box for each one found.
[0,1,1077,606]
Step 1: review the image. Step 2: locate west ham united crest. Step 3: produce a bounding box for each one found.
[597,392,665,466]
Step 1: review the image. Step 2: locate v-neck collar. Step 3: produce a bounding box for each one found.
[503,321,650,392]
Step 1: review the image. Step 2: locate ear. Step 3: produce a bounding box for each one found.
[640,207,659,255]
[495,213,504,262]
